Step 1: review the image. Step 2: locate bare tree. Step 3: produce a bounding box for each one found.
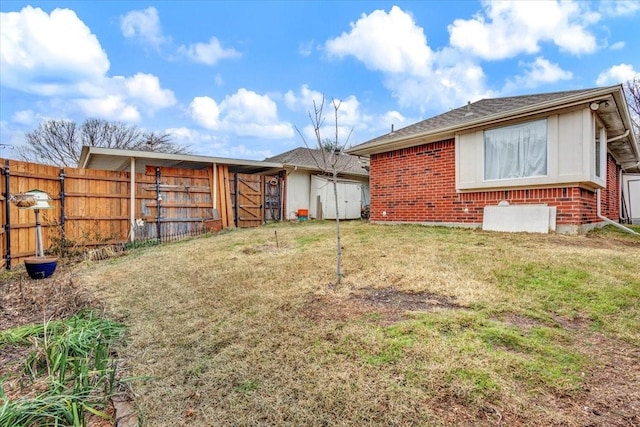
[17,118,186,167]
[624,78,640,138]
[296,96,355,285]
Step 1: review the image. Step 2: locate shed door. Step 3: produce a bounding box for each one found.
[310,175,363,220]
[623,174,640,224]
[230,173,263,228]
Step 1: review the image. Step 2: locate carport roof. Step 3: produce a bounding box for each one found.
[78,146,283,175]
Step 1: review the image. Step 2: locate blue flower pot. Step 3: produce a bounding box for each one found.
[24,256,58,279]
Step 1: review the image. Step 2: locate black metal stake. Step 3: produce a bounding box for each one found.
[3,160,11,269]
[59,168,66,257]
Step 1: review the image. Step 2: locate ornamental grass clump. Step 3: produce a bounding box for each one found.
[0,311,126,427]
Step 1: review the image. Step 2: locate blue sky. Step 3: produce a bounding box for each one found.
[1,1,639,161]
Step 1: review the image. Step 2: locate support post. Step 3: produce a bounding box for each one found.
[130,157,136,242]
[156,167,161,242]
[34,209,43,257]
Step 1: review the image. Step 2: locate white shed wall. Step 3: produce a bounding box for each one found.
[285,170,311,220]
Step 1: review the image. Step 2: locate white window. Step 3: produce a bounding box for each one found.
[594,122,604,179]
[484,119,548,180]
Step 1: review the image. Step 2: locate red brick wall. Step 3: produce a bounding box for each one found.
[369,139,619,226]
[601,154,620,220]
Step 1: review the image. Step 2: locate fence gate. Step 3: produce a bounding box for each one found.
[230,173,263,228]
[264,175,282,222]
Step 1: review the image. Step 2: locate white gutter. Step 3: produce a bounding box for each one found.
[608,129,630,143]
[597,188,639,235]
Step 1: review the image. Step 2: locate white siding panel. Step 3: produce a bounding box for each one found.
[557,110,585,177]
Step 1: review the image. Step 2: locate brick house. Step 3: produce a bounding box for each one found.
[347,85,640,234]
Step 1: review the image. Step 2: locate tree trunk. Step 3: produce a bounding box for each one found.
[332,171,342,284]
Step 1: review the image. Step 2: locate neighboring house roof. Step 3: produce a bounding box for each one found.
[265,147,369,177]
[348,85,640,172]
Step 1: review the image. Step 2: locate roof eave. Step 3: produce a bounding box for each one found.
[348,85,626,156]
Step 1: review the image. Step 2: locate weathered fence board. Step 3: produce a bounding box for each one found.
[1,158,239,271]
[230,173,264,228]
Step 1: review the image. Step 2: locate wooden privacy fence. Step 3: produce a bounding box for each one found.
[1,158,243,271]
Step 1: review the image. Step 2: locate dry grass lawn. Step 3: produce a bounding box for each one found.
[76,221,640,426]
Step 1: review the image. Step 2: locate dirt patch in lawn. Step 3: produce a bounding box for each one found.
[304,287,463,324]
[354,286,464,311]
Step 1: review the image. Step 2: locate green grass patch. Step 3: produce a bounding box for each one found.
[492,262,640,342]
[0,311,126,427]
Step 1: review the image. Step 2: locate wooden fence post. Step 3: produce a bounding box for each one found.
[234,173,239,228]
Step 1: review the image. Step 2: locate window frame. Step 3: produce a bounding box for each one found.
[482,118,549,182]
[593,119,606,181]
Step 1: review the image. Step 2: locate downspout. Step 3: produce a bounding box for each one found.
[619,167,627,223]
[597,129,638,233]
[597,189,638,235]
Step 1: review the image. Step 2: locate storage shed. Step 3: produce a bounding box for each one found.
[264,147,370,220]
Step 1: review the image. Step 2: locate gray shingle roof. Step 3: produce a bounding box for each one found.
[265,147,369,176]
[348,86,629,156]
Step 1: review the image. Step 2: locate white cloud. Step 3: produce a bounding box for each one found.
[448,0,598,60]
[189,89,293,139]
[178,36,241,65]
[75,96,141,122]
[0,6,175,123]
[599,0,640,17]
[284,84,326,111]
[521,57,573,84]
[120,7,167,50]
[323,6,491,113]
[326,6,432,75]
[380,111,408,132]
[220,89,294,138]
[166,127,274,159]
[386,60,492,112]
[189,96,220,129]
[503,57,573,92]
[11,110,38,125]
[609,41,625,50]
[596,64,640,85]
[124,73,176,110]
[0,6,109,94]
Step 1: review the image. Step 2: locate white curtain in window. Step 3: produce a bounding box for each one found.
[484,119,547,180]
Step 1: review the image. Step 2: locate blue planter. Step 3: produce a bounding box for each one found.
[24,256,58,279]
